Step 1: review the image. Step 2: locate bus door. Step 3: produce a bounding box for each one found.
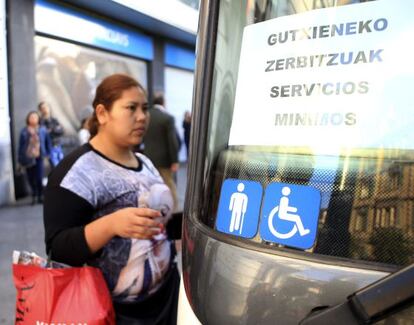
[182,0,414,324]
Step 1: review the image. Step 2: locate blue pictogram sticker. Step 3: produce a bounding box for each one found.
[259,183,321,250]
[216,179,263,238]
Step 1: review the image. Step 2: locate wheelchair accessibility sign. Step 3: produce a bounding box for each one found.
[259,183,320,250]
[216,179,321,250]
[216,179,263,238]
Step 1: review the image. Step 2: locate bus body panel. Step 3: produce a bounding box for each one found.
[182,216,387,325]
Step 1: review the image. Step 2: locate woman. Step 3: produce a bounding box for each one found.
[18,111,51,204]
[43,74,180,324]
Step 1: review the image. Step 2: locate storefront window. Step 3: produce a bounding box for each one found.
[35,36,148,152]
[164,66,194,162]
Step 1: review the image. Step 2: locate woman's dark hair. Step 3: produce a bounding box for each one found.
[26,111,40,125]
[88,74,145,137]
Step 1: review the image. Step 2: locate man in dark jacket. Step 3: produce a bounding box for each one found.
[38,101,65,167]
[38,101,64,144]
[144,93,180,211]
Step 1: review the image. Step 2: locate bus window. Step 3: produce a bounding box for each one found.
[182,0,414,324]
[191,0,414,268]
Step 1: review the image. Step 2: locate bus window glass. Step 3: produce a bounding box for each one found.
[198,0,414,267]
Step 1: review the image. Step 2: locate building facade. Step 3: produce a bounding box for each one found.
[1,0,197,205]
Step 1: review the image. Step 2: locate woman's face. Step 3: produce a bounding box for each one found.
[100,86,149,147]
[27,113,39,127]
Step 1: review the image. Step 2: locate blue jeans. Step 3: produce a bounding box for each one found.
[26,157,44,199]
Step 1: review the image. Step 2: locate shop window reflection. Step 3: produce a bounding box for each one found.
[35,35,148,154]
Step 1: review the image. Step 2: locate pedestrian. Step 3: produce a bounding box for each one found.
[143,93,180,211]
[38,101,64,145]
[43,74,180,324]
[18,111,52,204]
[77,116,91,145]
[182,110,191,159]
[38,101,65,168]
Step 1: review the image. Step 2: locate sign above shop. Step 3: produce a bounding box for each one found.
[229,0,414,153]
[35,0,153,60]
[165,43,195,71]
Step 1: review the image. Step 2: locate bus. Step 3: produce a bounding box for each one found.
[179,0,414,324]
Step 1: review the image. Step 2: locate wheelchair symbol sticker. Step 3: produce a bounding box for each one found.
[216,179,263,238]
[259,183,321,249]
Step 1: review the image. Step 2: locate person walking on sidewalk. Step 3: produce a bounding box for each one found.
[43,74,180,324]
[143,93,180,211]
[38,101,64,145]
[18,111,51,204]
[38,101,65,168]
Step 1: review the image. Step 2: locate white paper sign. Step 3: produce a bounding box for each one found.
[229,0,414,152]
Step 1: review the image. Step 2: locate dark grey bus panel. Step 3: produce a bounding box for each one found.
[183,0,414,324]
[300,263,414,324]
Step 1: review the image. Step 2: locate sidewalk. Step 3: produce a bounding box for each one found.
[0,163,187,324]
[0,199,44,324]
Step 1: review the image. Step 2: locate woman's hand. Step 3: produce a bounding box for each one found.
[85,207,163,254]
[109,207,163,240]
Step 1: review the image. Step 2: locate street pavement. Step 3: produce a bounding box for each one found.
[0,199,44,324]
[0,164,187,324]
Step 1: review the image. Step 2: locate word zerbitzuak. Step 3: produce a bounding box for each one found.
[265,49,383,72]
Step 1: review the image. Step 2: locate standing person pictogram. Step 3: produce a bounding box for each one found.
[229,183,248,234]
[216,179,263,238]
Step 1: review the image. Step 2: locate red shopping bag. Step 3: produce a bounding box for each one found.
[13,264,115,324]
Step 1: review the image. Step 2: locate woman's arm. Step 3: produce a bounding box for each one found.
[84,207,163,253]
[44,186,95,266]
[17,128,27,165]
[44,186,164,264]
